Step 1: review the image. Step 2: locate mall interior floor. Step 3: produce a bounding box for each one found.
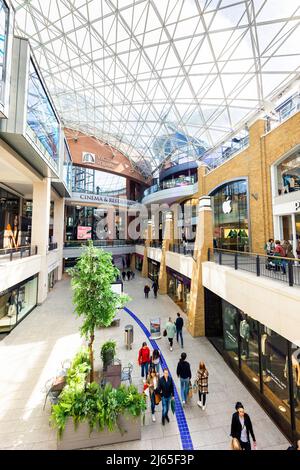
[0,274,289,450]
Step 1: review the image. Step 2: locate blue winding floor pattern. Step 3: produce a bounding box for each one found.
[124,306,194,450]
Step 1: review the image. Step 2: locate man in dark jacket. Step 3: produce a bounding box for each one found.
[156,368,174,425]
[152,281,158,298]
[176,352,191,404]
[175,312,184,348]
[230,402,256,450]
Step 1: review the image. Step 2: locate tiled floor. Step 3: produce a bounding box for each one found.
[0,273,289,450]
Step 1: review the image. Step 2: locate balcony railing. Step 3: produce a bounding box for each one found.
[203,135,249,172]
[209,248,300,288]
[0,245,38,262]
[265,93,300,133]
[143,176,197,197]
[64,240,135,248]
[169,243,195,257]
[48,242,58,251]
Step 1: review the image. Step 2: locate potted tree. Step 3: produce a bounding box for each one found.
[68,241,129,382]
[101,340,117,370]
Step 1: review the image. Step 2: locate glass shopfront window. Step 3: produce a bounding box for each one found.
[240,313,260,388]
[276,152,300,195]
[27,60,60,167]
[167,269,191,313]
[0,187,20,249]
[222,300,239,367]
[0,0,9,106]
[148,259,160,281]
[290,344,300,435]
[0,276,38,333]
[260,326,291,430]
[205,290,300,441]
[135,255,143,271]
[211,179,249,251]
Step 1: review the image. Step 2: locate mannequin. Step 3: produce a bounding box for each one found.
[240,317,250,359]
[284,350,300,406]
[261,333,271,381]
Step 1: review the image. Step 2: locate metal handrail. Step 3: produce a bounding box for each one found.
[0,245,38,261]
[213,247,300,263]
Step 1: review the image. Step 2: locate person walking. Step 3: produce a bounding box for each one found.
[176,352,191,405]
[146,367,159,422]
[165,317,176,351]
[175,312,184,348]
[156,368,174,426]
[144,285,150,298]
[131,271,135,280]
[138,342,151,381]
[126,270,131,281]
[121,270,126,281]
[230,402,256,451]
[195,362,209,410]
[151,349,161,374]
[152,280,158,298]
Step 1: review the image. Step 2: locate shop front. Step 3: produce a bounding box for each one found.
[135,254,143,271]
[210,179,249,251]
[148,259,160,281]
[205,288,300,443]
[0,275,38,333]
[273,198,300,257]
[167,267,191,313]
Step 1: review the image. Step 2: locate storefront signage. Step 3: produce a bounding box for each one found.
[77,226,92,240]
[273,196,300,215]
[150,318,161,339]
[295,201,300,211]
[166,267,191,286]
[70,192,141,208]
[222,198,232,214]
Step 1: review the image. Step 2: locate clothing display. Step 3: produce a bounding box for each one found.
[240,319,250,359]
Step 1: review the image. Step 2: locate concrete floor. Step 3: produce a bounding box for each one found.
[0,273,289,450]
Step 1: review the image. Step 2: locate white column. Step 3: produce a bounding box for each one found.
[292,213,297,257]
[53,196,65,281]
[31,178,51,303]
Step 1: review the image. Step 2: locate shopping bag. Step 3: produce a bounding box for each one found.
[163,329,167,337]
[192,381,198,394]
[188,387,193,399]
[154,392,161,405]
[170,397,176,414]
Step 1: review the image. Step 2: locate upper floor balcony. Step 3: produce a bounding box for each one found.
[142,177,198,205]
[202,133,249,173]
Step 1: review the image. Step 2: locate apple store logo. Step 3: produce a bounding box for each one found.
[82,152,96,163]
[222,197,232,214]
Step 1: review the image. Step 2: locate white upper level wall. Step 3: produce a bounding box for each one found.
[165,251,193,279]
[135,245,144,256]
[147,247,162,263]
[202,261,300,347]
[0,255,41,292]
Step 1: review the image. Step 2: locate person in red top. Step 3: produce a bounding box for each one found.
[138,342,151,380]
[274,240,287,274]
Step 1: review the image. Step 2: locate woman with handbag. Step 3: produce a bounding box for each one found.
[195,361,209,410]
[151,349,161,374]
[146,367,159,422]
[165,317,176,351]
[138,342,151,381]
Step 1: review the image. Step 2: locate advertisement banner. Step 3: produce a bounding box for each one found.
[150,318,161,340]
[77,226,92,240]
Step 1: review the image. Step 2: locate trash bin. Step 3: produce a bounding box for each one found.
[124,324,134,350]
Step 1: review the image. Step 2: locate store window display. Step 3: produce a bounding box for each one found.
[260,326,291,428]
[222,300,239,366]
[0,290,17,332]
[288,345,300,435]
[240,314,260,387]
[16,277,38,322]
[211,180,249,251]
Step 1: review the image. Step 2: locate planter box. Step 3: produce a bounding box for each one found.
[57,414,141,450]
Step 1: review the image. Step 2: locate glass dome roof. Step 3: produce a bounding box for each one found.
[12,0,300,177]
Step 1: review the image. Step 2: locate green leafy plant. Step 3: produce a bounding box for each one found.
[50,353,147,439]
[68,241,129,382]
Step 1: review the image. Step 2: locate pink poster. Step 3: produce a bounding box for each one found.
[77,226,92,240]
